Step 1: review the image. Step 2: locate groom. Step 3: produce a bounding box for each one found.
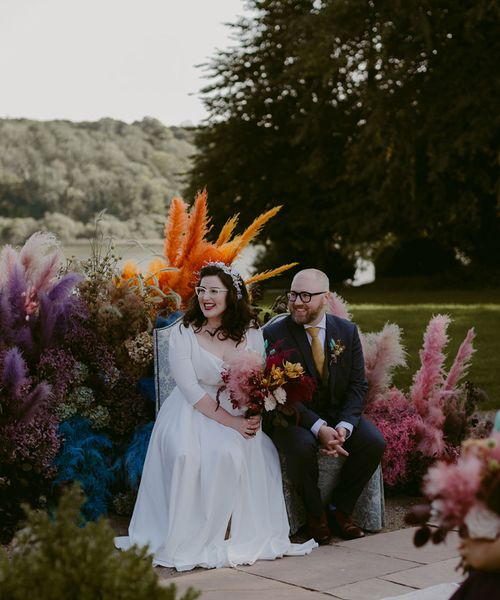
[263,268,385,544]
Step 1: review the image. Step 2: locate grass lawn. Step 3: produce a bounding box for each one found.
[263,287,500,409]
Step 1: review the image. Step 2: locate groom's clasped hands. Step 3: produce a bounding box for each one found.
[318,425,349,458]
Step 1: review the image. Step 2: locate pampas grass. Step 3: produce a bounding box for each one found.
[361,324,407,404]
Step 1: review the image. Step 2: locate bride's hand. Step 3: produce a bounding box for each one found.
[231,415,260,439]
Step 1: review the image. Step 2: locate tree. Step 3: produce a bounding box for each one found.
[187,0,500,281]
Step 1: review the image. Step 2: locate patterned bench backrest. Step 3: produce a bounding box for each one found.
[153,314,184,414]
[262,313,288,332]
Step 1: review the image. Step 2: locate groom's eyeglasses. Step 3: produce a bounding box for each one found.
[195,286,229,298]
[286,291,327,303]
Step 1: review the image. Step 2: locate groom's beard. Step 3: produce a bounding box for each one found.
[289,302,324,325]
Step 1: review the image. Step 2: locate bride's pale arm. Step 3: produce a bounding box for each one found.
[194,395,259,439]
[168,325,257,438]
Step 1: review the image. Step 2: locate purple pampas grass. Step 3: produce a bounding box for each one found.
[0,347,52,424]
[48,273,83,303]
[6,264,27,324]
[1,347,29,395]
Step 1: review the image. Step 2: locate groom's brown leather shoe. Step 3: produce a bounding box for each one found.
[328,509,365,540]
[307,511,331,545]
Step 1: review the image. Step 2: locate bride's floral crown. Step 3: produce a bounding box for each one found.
[201,261,243,299]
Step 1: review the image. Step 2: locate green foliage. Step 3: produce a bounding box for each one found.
[0,118,196,244]
[0,485,200,600]
[187,0,500,279]
[338,286,500,410]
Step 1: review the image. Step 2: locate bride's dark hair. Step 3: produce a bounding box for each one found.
[183,264,259,343]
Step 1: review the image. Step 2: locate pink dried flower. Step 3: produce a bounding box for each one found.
[424,454,483,528]
[366,388,421,487]
[222,350,264,407]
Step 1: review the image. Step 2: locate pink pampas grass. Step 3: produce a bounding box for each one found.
[410,314,450,416]
[361,323,407,404]
[325,291,351,321]
[19,232,60,280]
[445,328,476,390]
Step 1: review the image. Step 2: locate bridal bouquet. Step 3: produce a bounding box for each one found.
[406,433,500,547]
[217,343,315,424]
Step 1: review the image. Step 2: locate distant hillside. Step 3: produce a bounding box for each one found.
[0,117,197,243]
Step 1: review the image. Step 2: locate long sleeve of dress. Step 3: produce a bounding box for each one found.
[247,326,266,356]
[168,324,207,406]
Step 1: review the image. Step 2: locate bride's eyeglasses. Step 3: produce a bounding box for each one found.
[195,286,229,298]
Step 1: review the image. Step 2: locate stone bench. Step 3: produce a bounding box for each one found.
[154,316,385,535]
[281,454,385,534]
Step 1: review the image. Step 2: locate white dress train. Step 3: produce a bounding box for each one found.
[115,323,316,571]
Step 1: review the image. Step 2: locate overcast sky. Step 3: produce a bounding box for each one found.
[0,0,246,126]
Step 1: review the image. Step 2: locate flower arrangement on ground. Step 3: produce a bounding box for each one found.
[217,343,316,426]
[364,314,486,491]
[0,232,84,541]
[406,433,500,547]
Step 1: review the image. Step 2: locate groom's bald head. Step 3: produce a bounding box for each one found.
[291,269,330,292]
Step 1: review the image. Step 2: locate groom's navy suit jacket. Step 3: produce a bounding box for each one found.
[263,313,368,431]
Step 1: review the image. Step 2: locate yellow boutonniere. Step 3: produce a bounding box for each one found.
[329,338,346,365]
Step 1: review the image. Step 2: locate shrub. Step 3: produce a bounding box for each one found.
[0,485,200,600]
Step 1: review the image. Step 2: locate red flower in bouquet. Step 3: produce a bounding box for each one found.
[217,342,315,422]
[406,433,500,546]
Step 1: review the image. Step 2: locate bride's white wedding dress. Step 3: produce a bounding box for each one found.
[115,323,316,571]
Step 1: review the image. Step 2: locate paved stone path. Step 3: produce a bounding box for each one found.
[157,527,463,600]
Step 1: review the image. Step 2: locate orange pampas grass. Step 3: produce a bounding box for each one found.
[120,191,292,310]
[216,215,239,246]
[218,206,282,264]
[163,197,188,267]
[121,260,140,279]
[245,263,298,286]
[178,189,210,266]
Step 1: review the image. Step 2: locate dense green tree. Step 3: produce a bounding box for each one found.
[187,0,500,280]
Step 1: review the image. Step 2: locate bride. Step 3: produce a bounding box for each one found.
[116,262,316,571]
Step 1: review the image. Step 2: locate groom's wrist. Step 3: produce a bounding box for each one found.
[311,419,327,438]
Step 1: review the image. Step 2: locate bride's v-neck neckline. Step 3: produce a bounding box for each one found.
[189,326,247,362]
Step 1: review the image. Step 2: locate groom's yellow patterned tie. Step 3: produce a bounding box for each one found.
[307,327,325,378]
